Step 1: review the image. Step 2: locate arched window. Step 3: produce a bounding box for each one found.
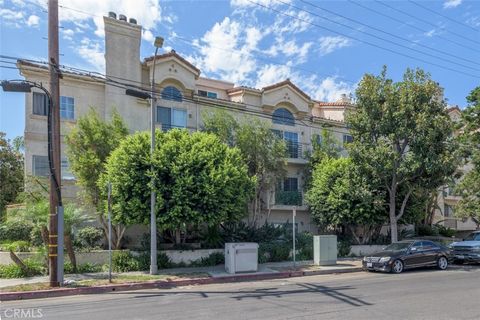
[272,108,295,126]
[161,86,183,102]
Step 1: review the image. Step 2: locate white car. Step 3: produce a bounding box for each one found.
[449,231,480,264]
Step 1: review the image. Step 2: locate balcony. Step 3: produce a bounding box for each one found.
[285,142,310,164]
[275,191,303,206]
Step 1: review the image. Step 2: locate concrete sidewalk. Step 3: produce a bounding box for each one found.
[0,259,363,301]
[0,258,362,289]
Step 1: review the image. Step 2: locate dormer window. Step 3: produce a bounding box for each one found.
[272,108,295,126]
[198,90,218,99]
[161,86,183,102]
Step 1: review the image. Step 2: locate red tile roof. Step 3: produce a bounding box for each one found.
[262,79,310,100]
[144,50,200,74]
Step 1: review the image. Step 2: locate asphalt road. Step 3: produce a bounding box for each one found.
[2,266,480,320]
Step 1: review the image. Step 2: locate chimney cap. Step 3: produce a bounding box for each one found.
[119,14,127,21]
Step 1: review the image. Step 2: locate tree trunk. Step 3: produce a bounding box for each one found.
[389,187,398,243]
[64,233,77,273]
[175,229,181,244]
[9,250,29,275]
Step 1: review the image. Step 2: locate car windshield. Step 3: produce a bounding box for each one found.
[384,242,411,251]
[463,233,480,241]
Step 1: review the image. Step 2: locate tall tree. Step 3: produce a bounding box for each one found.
[203,110,287,224]
[65,109,129,248]
[304,129,342,188]
[455,86,480,228]
[347,67,457,242]
[0,132,24,218]
[100,129,254,239]
[306,157,386,244]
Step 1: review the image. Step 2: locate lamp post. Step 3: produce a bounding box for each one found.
[126,36,163,275]
[1,79,63,285]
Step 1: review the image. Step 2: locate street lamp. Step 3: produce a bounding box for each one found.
[125,36,163,275]
[1,79,64,284]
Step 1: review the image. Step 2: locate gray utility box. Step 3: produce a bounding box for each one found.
[313,235,337,266]
[225,242,259,274]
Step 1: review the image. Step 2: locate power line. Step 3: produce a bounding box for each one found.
[408,0,479,33]
[376,0,480,46]
[248,0,479,78]
[275,0,480,74]
[348,0,479,53]
[298,0,479,68]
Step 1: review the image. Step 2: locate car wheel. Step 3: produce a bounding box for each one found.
[392,259,404,274]
[437,256,448,270]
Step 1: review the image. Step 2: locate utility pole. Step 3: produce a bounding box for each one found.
[48,0,62,287]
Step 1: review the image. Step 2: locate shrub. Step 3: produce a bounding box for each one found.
[416,224,439,237]
[337,240,351,257]
[259,241,291,263]
[200,226,224,249]
[296,232,313,261]
[0,220,34,242]
[0,259,45,278]
[190,252,224,267]
[64,262,102,274]
[112,251,139,272]
[136,251,172,270]
[436,225,456,238]
[0,240,31,252]
[75,226,103,249]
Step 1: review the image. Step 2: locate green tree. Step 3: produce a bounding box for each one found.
[101,130,254,238]
[455,86,480,228]
[304,129,342,188]
[65,109,128,249]
[306,157,386,244]
[203,110,287,224]
[0,132,24,218]
[347,67,457,243]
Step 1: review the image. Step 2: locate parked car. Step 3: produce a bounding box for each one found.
[362,240,450,273]
[449,231,480,264]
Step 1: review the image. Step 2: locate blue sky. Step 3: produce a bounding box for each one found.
[1,0,479,140]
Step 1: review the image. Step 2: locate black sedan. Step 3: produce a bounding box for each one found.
[362,240,451,273]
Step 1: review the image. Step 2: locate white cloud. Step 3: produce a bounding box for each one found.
[61,28,75,41]
[308,77,354,101]
[142,29,154,42]
[231,0,291,9]
[0,8,24,27]
[186,17,261,84]
[29,0,166,38]
[254,64,354,102]
[266,38,312,63]
[77,38,105,72]
[443,0,462,9]
[26,15,40,27]
[318,36,352,55]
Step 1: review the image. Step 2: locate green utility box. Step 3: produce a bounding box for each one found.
[313,235,337,266]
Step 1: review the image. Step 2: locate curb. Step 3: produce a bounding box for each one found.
[0,267,363,301]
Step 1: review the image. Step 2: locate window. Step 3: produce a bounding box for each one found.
[275,177,302,206]
[61,159,75,180]
[343,134,353,145]
[60,96,74,120]
[198,90,218,99]
[157,106,187,131]
[444,204,454,217]
[161,86,182,102]
[272,129,299,158]
[33,92,48,116]
[33,155,49,177]
[283,177,298,192]
[272,108,295,126]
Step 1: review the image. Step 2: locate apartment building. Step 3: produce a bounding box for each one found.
[18,13,352,234]
[433,107,477,232]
